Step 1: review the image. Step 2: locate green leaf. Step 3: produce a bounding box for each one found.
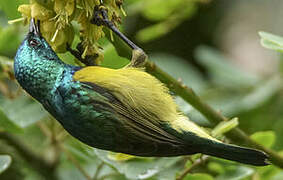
[211,117,239,137]
[142,0,182,21]
[208,162,225,174]
[63,139,99,163]
[101,44,129,69]
[154,163,183,180]
[137,3,196,42]
[150,53,207,93]
[94,149,182,179]
[0,0,28,20]
[59,140,112,180]
[259,31,283,53]
[250,131,276,148]
[204,76,281,118]
[271,172,283,180]
[257,165,280,180]
[0,94,48,127]
[136,22,170,43]
[0,155,12,174]
[107,152,136,161]
[183,173,213,180]
[0,107,22,132]
[195,46,259,88]
[0,25,21,56]
[216,166,254,180]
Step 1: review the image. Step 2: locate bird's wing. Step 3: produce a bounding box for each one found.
[73,67,218,145]
[73,66,179,124]
[79,81,183,146]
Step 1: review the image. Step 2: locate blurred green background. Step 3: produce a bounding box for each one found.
[1,0,283,179]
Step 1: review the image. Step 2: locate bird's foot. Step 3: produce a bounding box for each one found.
[91,5,111,27]
[66,43,98,66]
[91,4,148,68]
[124,49,147,68]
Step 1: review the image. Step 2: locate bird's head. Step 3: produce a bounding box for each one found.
[14,18,65,99]
[15,19,60,64]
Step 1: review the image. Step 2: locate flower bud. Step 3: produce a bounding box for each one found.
[18,4,31,17]
[31,2,53,20]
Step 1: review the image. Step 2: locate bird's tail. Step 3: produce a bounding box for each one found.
[200,141,270,166]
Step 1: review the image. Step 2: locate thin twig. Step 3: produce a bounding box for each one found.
[60,145,92,180]
[37,121,52,138]
[104,29,283,168]
[93,162,105,180]
[176,156,209,180]
[0,132,58,179]
[98,173,121,180]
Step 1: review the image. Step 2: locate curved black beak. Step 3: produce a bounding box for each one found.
[29,18,41,36]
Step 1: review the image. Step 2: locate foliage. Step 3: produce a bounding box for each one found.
[0,0,283,180]
[0,155,11,174]
[259,31,283,53]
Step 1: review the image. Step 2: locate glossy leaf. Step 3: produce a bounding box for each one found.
[0,107,22,132]
[208,162,225,174]
[259,31,283,53]
[101,44,129,69]
[211,117,239,137]
[0,0,29,20]
[142,0,182,21]
[0,155,12,174]
[137,3,196,42]
[150,53,207,93]
[94,149,182,179]
[136,22,170,43]
[0,94,48,127]
[183,173,213,180]
[195,46,259,88]
[216,166,254,180]
[0,26,21,56]
[250,131,276,148]
[271,172,283,180]
[107,152,136,161]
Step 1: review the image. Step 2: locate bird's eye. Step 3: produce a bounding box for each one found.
[29,39,39,47]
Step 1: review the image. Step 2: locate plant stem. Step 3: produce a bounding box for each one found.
[0,132,58,179]
[105,29,283,168]
[98,173,121,180]
[60,145,93,180]
[93,162,104,180]
[176,156,209,180]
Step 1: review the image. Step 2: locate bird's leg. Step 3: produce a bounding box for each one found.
[66,43,98,66]
[91,5,147,68]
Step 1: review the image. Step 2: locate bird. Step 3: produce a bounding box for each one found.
[14,18,269,166]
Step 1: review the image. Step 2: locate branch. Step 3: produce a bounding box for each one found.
[176,156,209,180]
[93,162,105,180]
[104,29,283,168]
[60,145,92,180]
[0,132,58,179]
